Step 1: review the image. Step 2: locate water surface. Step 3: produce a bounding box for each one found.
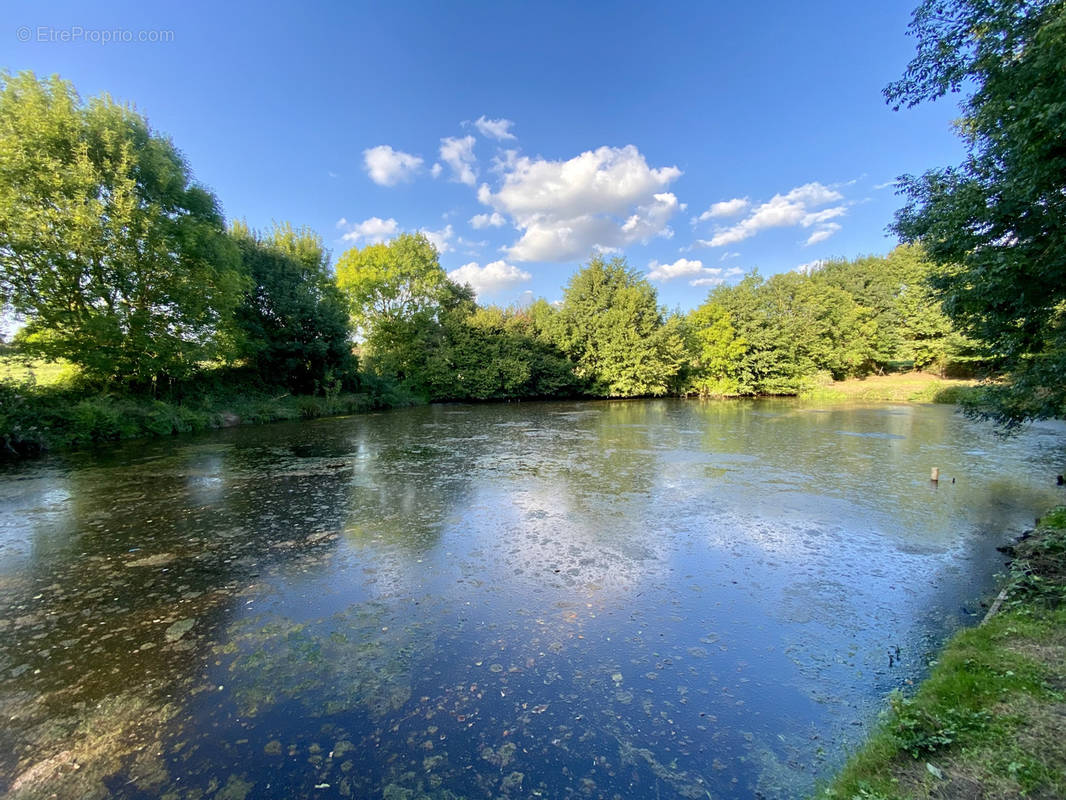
[1,399,1063,799]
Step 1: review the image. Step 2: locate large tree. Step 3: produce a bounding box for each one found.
[334,232,453,384]
[887,0,1066,424]
[550,256,686,397]
[231,221,355,394]
[0,71,245,388]
[334,232,449,341]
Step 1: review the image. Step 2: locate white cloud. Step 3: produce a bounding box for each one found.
[700,182,846,247]
[337,216,399,244]
[804,223,841,246]
[440,136,477,186]
[646,258,722,284]
[469,211,507,229]
[719,251,740,261]
[430,163,443,178]
[723,266,745,277]
[491,149,520,174]
[802,207,846,225]
[690,276,724,287]
[473,116,517,141]
[697,197,749,222]
[873,180,895,190]
[421,224,455,253]
[363,145,423,186]
[478,145,682,262]
[447,260,532,298]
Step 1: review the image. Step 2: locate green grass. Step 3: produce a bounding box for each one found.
[819,511,1066,799]
[0,352,80,386]
[0,360,422,458]
[799,373,983,405]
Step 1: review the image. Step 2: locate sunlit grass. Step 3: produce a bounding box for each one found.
[799,372,981,405]
[0,352,80,386]
[818,510,1066,799]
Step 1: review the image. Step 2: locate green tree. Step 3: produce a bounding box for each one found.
[0,71,245,389]
[887,0,1066,424]
[419,304,579,401]
[231,221,355,394]
[551,256,686,397]
[811,244,970,372]
[334,232,449,343]
[693,271,876,394]
[686,302,748,396]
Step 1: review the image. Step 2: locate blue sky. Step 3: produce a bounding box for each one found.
[7,0,966,310]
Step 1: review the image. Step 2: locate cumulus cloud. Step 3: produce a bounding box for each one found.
[699,182,846,247]
[470,211,507,229]
[448,260,532,298]
[363,145,423,186]
[473,116,517,141]
[440,136,477,185]
[804,223,841,246]
[337,216,399,244]
[646,258,722,286]
[420,224,455,253]
[477,145,682,262]
[430,163,443,178]
[697,197,749,222]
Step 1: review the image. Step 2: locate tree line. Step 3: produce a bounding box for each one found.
[340,236,974,403]
[5,0,1065,438]
[0,70,968,410]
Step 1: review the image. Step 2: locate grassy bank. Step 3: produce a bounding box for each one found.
[820,509,1066,799]
[0,362,420,459]
[800,372,982,404]
[2,359,993,460]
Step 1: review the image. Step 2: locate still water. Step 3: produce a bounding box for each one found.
[1,399,1063,799]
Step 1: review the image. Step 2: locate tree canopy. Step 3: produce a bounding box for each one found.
[547,256,687,397]
[887,0,1066,425]
[0,71,246,388]
[335,233,449,341]
[231,221,355,394]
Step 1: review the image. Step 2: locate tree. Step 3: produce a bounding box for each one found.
[550,256,686,397]
[0,71,245,389]
[334,232,457,388]
[686,302,748,396]
[231,221,355,393]
[690,271,877,394]
[418,304,579,401]
[334,232,449,343]
[887,0,1066,424]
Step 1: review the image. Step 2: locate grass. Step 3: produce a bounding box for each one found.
[0,353,421,459]
[0,354,79,386]
[799,372,983,405]
[819,509,1066,799]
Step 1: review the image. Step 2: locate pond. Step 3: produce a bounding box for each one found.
[1,399,1063,799]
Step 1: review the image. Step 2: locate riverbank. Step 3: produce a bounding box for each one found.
[821,508,1066,799]
[799,372,980,404]
[0,365,988,460]
[0,371,420,459]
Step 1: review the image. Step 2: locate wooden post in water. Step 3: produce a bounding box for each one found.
[930,467,940,483]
